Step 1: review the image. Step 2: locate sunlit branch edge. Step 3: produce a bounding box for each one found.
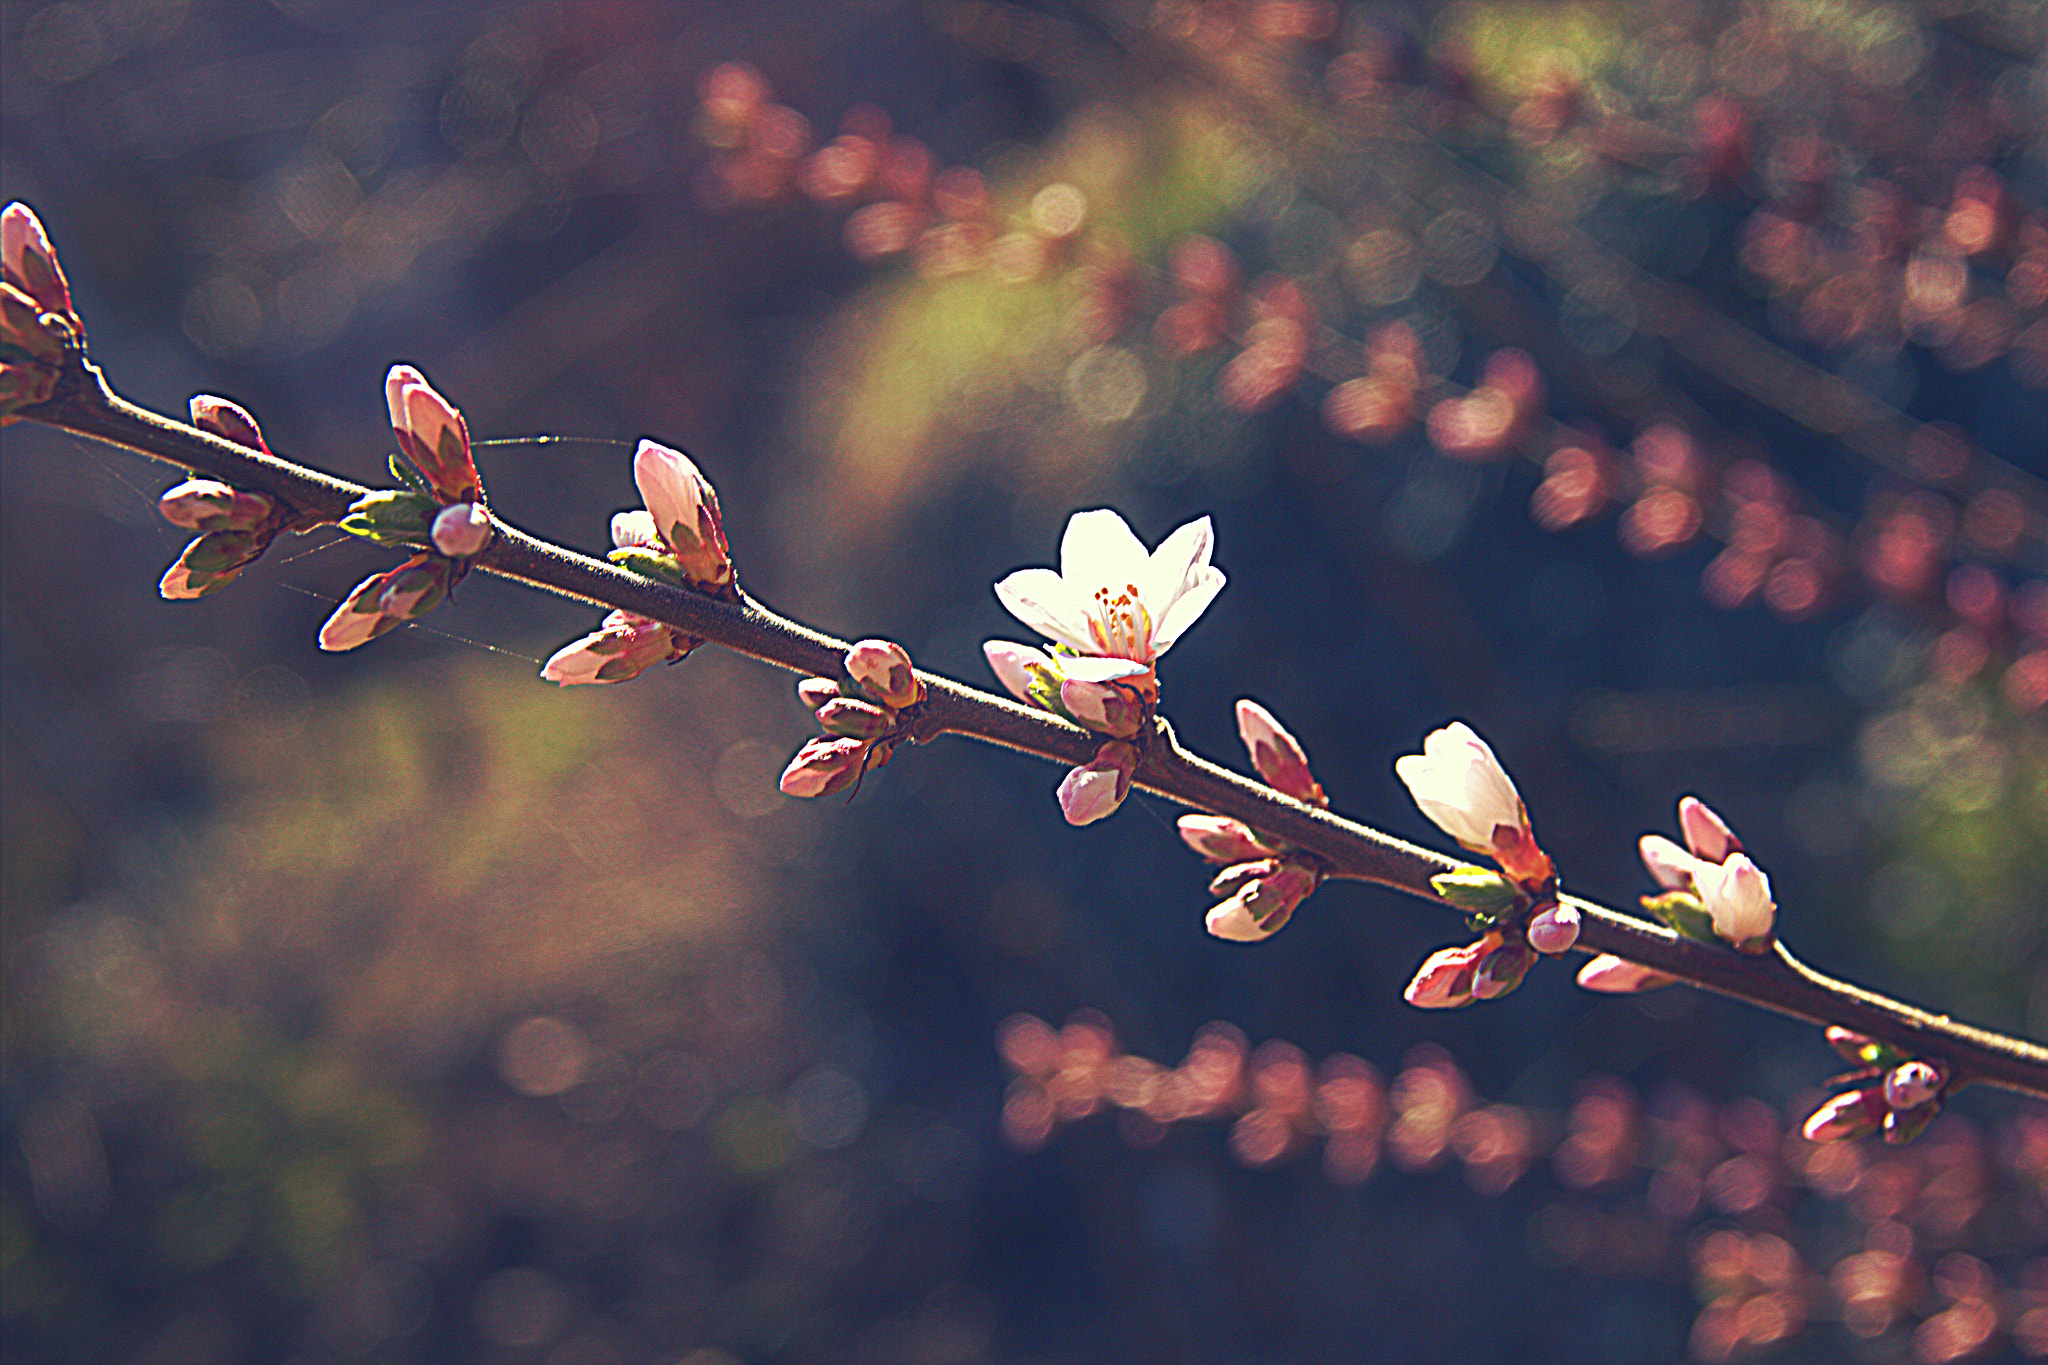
[22,359,2048,1102]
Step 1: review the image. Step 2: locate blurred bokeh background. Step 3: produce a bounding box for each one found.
[5,1,2048,1360]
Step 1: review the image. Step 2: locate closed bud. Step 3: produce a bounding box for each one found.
[1204,858,1318,942]
[1,202,73,317]
[1177,814,1275,864]
[540,611,682,685]
[385,365,481,504]
[188,395,270,452]
[797,677,843,710]
[1056,740,1139,826]
[158,478,274,533]
[376,557,449,620]
[1575,955,1677,993]
[1803,1086,1887,1142]
[845,638,922,709]
[1678,795,1742,861]
[1209,858,1277,900]
[779,736,869,798]
[1060,677,1142,737]
[611,509,661,549]
[633,439,733,591]
[159,529,266,600]
[1884,1061,1942,1112]
[1526,903,1581,955]
[1638,834,1702,892]
[1235,700,1325,805]
[1472,942,1535,999]
[430,501,493,557]
[983,641,1053,704]
[318,555,449,651]
[817,697,895,739]
[1404,939,1492,1009]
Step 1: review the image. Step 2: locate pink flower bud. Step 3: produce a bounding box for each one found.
[633,439,733,590]
[1575,954,1677,993]
[1235,699,1325,805]
[318,555,448,651]
[1057,740,1139,826]
[1,280,64,377]
[983,640,1055,704]
[1678,795,1742,861]
[1472,942,1535,999]
[779,736,869,798]
[384,365,481,504]
[1693,853,1775,947]
[1,202,72,317]
[1208,858,1277,899]
[1060,678,1142,737]
[188,395,270,453]
[1204,858,1318,942]
[845,638,922,709]
[319,575,399,651]
[816,697,895,739]
[1404,939,1490,1009]
[1802,1086,1887,1143]
[1884,1061,1942,1112]
[1176,814,1275,864]
[430,502,492,557]
[157,478,274,533]
[375,558,448,620]
[159,529,265,600]
[541,612,681,685]
[797,677,843,709]
[1526,903,1581,955]
[1637,834,1701,892]
[611,509,661,549]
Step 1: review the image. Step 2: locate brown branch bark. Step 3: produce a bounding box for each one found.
[22,356,2048,1102]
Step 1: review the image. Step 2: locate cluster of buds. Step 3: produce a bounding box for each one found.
[322,367,491,650]
[779,639,925,799]
[541,440,735,685]
[1802,1028,1949,1145]
[1180,702,1328,942]
[156,397,284,598]
[984,509,1225,826]
[1396,723,1575,1007]
[1,203,82,416]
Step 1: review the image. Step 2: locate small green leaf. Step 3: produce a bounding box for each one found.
[1432,866,1517,916]
[1641,889,1718,944]
[338,490,437,545]
[606,546,687,586]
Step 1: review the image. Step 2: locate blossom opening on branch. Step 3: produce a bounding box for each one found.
[1636,796,1775,950]
[1235,700,1325,806]
[633,439,734,592]
[994,509,1224,677]
[1394,722,1531,860]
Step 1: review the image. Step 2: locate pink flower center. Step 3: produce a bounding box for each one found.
[1088,583,1153,660]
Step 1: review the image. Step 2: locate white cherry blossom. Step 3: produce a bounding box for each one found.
[994,510,1224,670]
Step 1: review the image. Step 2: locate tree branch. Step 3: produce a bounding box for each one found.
[21,356,2048,1102]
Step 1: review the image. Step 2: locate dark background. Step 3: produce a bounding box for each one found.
[4,1,2045,1361]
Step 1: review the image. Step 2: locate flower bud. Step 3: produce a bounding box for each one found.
[1472,941,1535,999]
[1059,678,1142,737]
[430,502,493,557]
[318,555,449,651]
[633,439,733,590]
[1526,903,1581,955]
[541,612,683,685]
[1404,939,1491,1009]
[1208,858,1277,900]
[845,638,922,709]
[157,478,274,533]
[1,282,64,399]
[1884,1061,1942,1112]
[1176,814,1274,864]
[611,509,661,549]
[797,677,843,710]
[159,529,265,600]
[1575,955,1677,993]
[1395,721,1532,856]
[385,365,481,504]
[1235,700,1325,805]
[1204,858,1318,942]
[1678,794,1742,861]
[983,641,1051,703]
[816,697,895,739]
[1637,834,1701,892]
[1,202,72,317]
[1802,1086,1886,1143]
[779,736,869,798]
[1056,740,1139,826]
[188,395,270,452]
[1693,853,1775,948]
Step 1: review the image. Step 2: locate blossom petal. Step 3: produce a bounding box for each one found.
[1055,654,1153,684]
[1058,508,1149,595]
[1149,564,1225,653]
[994,568,1096,651]
[1138,515,1213,616]
[983,640,1053,701]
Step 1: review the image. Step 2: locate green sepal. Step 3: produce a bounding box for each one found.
[1641,889,1717,944]
[1022,664,1077,725]
[607,546,688,586]
[1431,866,1517,916]
[1828,1033,1904,1072]
[338,489,437,545]
[388,454,432,495]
